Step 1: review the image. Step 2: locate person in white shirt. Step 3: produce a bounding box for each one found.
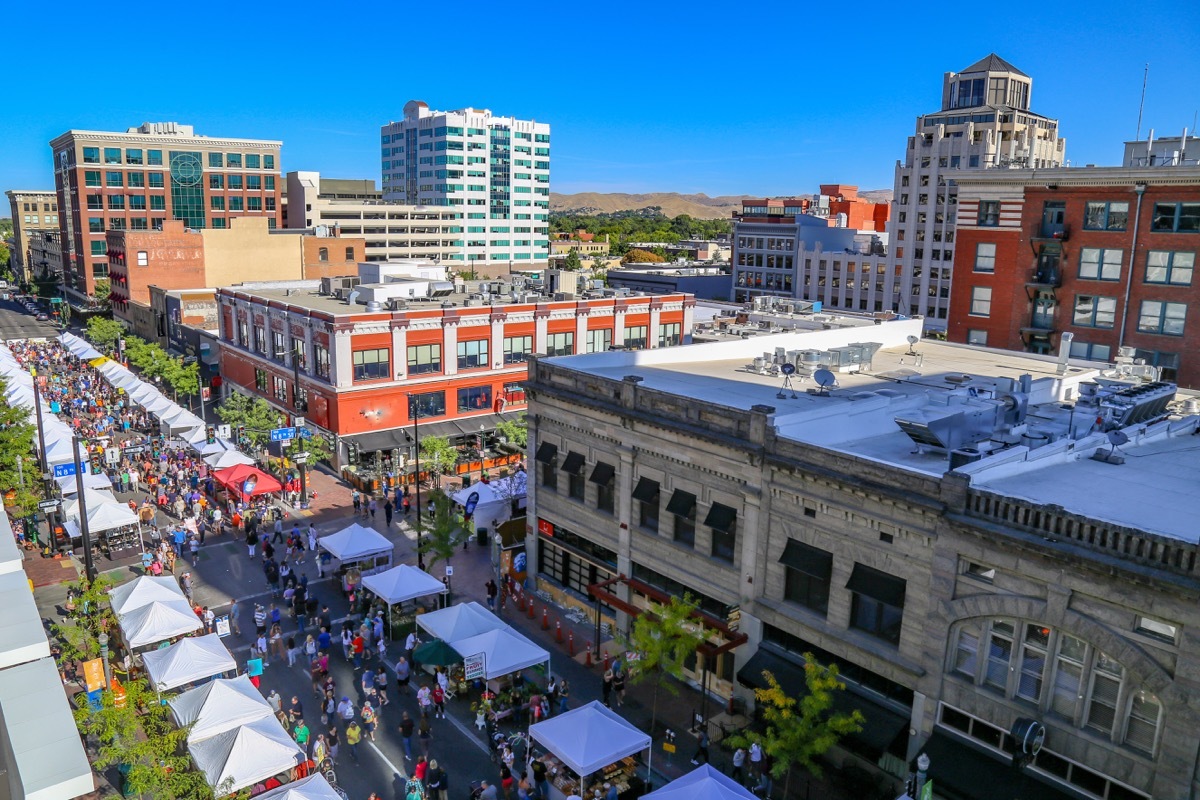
[337,696,356,722]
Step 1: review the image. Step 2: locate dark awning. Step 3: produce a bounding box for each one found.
[631,477,659,503]
[917,732,1077,800]
[846,563,906,608]
[561,451,585,474]
[779,539,832,579]
[704,502,738,532]
[589,462,615,485]
[535,442,558,464]
[345,427,411,453]
[666,489,696,517]
[737,648,909,759]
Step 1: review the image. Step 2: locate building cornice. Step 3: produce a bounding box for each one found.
[953,166,1200,189]
[50,131,282,150]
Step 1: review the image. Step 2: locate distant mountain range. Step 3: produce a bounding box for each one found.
[550,190,893,220]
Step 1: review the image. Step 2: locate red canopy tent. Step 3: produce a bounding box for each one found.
[212,464,283,500]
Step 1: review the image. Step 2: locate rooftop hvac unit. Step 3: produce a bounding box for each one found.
[1099,381,1176,429]
[427,281,455,298]
[895,403,1001,452]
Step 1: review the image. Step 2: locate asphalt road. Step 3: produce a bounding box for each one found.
[0,294,64,342]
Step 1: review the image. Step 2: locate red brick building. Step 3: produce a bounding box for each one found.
[948,166,1200,387]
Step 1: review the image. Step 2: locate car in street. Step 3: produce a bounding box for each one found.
[36,313,49,321]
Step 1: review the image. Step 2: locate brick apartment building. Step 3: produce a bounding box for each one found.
[949,151,1200,386]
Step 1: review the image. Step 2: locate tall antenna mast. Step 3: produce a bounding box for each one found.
[1135,63,1149,141]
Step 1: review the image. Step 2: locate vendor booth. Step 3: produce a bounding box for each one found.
[362,564,448,633]
[640,765,758,800]
[451,471,527,530]
[416,600,505,643]
[62,490,141,555]
[109,575,187,614]
[213,464,283,502]
[205,448,255,470]
[170,676,275,743]
[451,626,549,682]
[158,406,204,434]
[143,634,237,692]
[254,773,344,800]
[317,523,394,586]
[529,701,652,800]
[55,470,113,495]
[188,716,306,794]
[117,599,203,650]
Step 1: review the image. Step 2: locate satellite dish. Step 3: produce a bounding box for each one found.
[814,369,835,387]
[907,335,919,345]
[906,334,920,355]
[1107,430,1129,447]
[780,363,796,376]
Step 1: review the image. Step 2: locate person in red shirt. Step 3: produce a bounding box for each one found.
[352,633,366,668]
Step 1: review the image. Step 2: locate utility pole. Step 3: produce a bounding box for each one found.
[72,435,97,583]
[408,393,424,571]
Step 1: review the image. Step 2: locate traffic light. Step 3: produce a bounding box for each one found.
[346,442,360,463]
[205,426,216,445]
[236,425,246,444]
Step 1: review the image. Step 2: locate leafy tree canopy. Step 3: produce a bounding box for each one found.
[417,488,469,569]
[624,593,705,733]
[215,393,284,448]
[623,248,667,264]
[86,317,126,351]
[0,377,44,520]
[494,413,528,449]
[419,436,458,484]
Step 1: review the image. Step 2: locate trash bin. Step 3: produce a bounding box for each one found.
[462,475,472,488]
[476,527,488,547]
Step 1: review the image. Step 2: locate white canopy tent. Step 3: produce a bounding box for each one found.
[63,491,139,534]
[450,471,528,529]
[416,600,506,643]
[159,406,203,433]
[0,571,53,670]
[109,575,187,615]
[139,393,176,416]
[529,701,652,793]
[55,470,113,495]
[362,564,448,605]
[253,774,345,800]
[317,523,394,576]
[143,634,237,691]
[117,599,203,649]
[205,448,255,469]
[169,676,274,742]
[107,370,142,391]
[640,765,758,800]
[63,337,103,360]
[188,716,305,794]
[449,626,549,680]
[42,436,87,466]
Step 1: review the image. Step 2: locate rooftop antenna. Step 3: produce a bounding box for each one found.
[777,362,799,400]
[813,368,836,397]
[906,334,920,356]
[1135,63,1149,142]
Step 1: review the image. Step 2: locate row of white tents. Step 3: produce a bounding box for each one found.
[416,600,550,681]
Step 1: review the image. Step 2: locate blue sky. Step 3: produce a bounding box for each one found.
[3,1,1198,200]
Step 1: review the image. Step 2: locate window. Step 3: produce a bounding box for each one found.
[973,243,996,272]
[150,195,165,211]
[1135,616,1178,644]
[503,336,532,363]
[147,150,162,166]
[149,172,164,188]
[1137,301,1186,335]
[272,375,289,401]
[590,462,616,514]
[953,625,980,678]
[83,147,100,163]
[84,170,101,187]
[409,390,445,418]
[246,154,260,169]
[105,171,123,187]
[457,339,488,369]
[658,322,682,347]
[1151,202,1200,232]
[969,287,992,316]
[211,197,225,211]
[407,344,442,374]
[966,329,988,346]
[457,385,492,412]
[847,563,905,645]
[965,562,996,582]
[254,368,268,392]
[313,343,330,379]
[707,503,737,562]
[264,155,275,170]
[128,172,144,188]
[1073,295,1117,328]
[318,247,328,262]
[1079,247,1123,281]
[624,325,648,349]
[272,330,286,361]
[228,175,243,190]
[107,195,125,210]
[535,442,558,490]
[345,247,355,261]
[104,147,121,164]
[1083,201,1129,231]
[352,348,390,381]
[1069,340,1112,362]
[585,329,611,353]
[90,241,107,256]
[545,332,574,357]
[209,174,224,190]
[780,539,832,615]
[632,477,660,532]
[237,319,249,348]
[978,201,1000,226]
[1145,250,1194,285]
[562,451,586,500]
[1126,692,1162,756]
[136,251,148,267]
[226,153,242,168]
[209,153,223,168]
[1133,349,1180,381]
[229,197,243,211]
[1087,652,1122,734]
[666,489,696,547]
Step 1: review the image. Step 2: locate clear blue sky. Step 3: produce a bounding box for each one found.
[3,1,1198,199]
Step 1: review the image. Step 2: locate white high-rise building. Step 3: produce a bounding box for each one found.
[887,54,1066,329]
[381,101,551,269]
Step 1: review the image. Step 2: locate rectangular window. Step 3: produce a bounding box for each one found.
[624,325,648,350]
[1151,202,1200,233]
[352,348,390,381]
[586,329,611,353]
[847,563,906,646]
[226,153,242,168]
[246,154,260,169]
[86,195,103,210]
[1136,616,1178,643]
[148,172,164,188]
[313,344,330,378]
[211,196,225,211]
[1086,653,1122,734]
[545,332,574,357]
[272,331,286,361]
[407,343,442,374]
[707,503,738,562]
[562,451,586,501]
[107,195,125,210]
[780,539,832,615]
[966,329,988,346]
[147,150,162,166]
[83,147,100,163]
[254,325,266,354]
[1137,301,1187,335]
[209,153,223,168]
[247,175,261,190]
[90,241,107,256]
[1079,247,1123,281]
[1069,340,1113,362]
[88,217,104,233]
[1145,250,1194,285]
[953,626,980,678]
[264,155,275,170]
[666,489,696,548]
[150,196,165,211]
[254,368,268,392]
[974,242,996,272]
[984,621,1015,692]
[632,477,660,533]
[127,172,145,188]
[1073,295,1117,328]
[84,170,101,187]
[128,195,146,211]
[457,339,488,370]
[1017,624,1049,702]
[247,197,262,211]
[536,443,558,490]
[105,171,123,187]
[457,385,493,413]
[590,462,615,514]
[657,322,682,348]
[209,174,224,190]
[970,287,992,316]
[977,201,1000,226]
[409,390,445,418]
[229,197,243,211]
[272,375,288,402]
[1083,201,1129,231]
[104,147,122,164]
[503,335,532,363]
[228,175,243,190]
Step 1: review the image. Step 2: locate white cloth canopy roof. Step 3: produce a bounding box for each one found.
[641,765,758,800]
[55,470,113,495]
[253,774,345,800]
[118,599,203,649]
[109,575,187,615]
[63,490,138,533]
[188,715,305,793]
[97,360,129,378]
[143,634,237,692]
[169,675,273,741]
[61,487,119,519]
[449,626,549,680]
[139,393,175,416]
[107,370,141,390]
[362,564,448,605]
[42,436,86,466]
[317,523,394,562]
[529,701,651,778]
[416,600,505,643]
[451,472,528,507]
[205,448,255,469]
[0,571,53,670]
[159,406,203,432]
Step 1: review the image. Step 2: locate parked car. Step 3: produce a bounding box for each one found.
[36,313,50,321]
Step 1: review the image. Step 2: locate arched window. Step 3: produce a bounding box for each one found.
[318,247,329,262]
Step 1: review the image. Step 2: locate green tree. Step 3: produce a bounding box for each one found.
[418,435,458,487]
[494,413,528,449]
[417,488,469,570]
[215,393,283,448]
[561,250,582,271]
[163,359,200,403]
[727,655,864,798]
[624,593,705,735]
[0,377,44,521]
[284,428,332,465]
[50,573,119,664]
[92,278,111,306]
[86,316,126,352]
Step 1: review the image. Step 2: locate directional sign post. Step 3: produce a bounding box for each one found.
[297,428,313,439]
[123,444,146,456]
[269,427,295,442]
[52,463,77,478]
[217,424,231,440]
[38,499,60,511]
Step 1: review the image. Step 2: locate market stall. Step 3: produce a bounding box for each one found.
[117,598,203,651]
[529,701,651,800]
[205,449,256,470]
[55,470,113,495]
[640,764,758,800]
[416,600,505,643]
[317,523,394,585]
[159,406,204,434]
[450,471,528,530]
[170,676,275,743]
[62,490,142,555]
[143,634,237,692]
[361,563,448,633]
[188,716,306,794]
[212,464,284,503]
[450,626,549,682]
[110,575,188,614]
[254,774,345,800]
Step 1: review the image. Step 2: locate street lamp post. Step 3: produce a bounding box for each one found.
[408,394,424,571]
[71,434,97,583]
[32,380,57,552]
[98,632,111,689]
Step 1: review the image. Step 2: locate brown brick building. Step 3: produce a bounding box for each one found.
[948,165,1200,387]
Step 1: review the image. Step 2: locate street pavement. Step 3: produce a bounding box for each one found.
[0,294,62,342]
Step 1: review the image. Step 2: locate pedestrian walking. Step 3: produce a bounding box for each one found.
[602,668,613,707]
[432,683,445,719]
[368,496,377,520]
[273,516,284,544]
[731,746,747,784]
[485,579,498,610]
[384,498,393,527]
[399,711,414,761]
[418,715,432,757]
[287,637,299,667]
[557,679,570,714]
[613,668,626,707]
[308,524,318,555]
[179,572,193,603]
[691,728,710,765]
[293,718,311,756]
[360,701,377,742]
[375,668,390,707]
[341,626,354,661]
[189,536,200,566]
[345,721,362,762]
[254,603,267,635]
[416,683,432,718]
[396,656,413,695]
[749,741,763,778]
[337,695,356,724]
[351,489,361,515]
[267,689,283,714]
[326,725,340,764]
[426,760,446,800]
[288,696,304,724]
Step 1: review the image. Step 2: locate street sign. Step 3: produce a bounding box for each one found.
[215,616,231,637]
[464,652,486,681]
[269,427,295,442]
[105,448,120,466]
[52,463,77,478]
[297,428,313,439]
[38,499,60,511]
[294,416,305,428]
[445,565,454,577]
[293,453,309,464]
[217,424,231,440]
[123,444,146,455]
